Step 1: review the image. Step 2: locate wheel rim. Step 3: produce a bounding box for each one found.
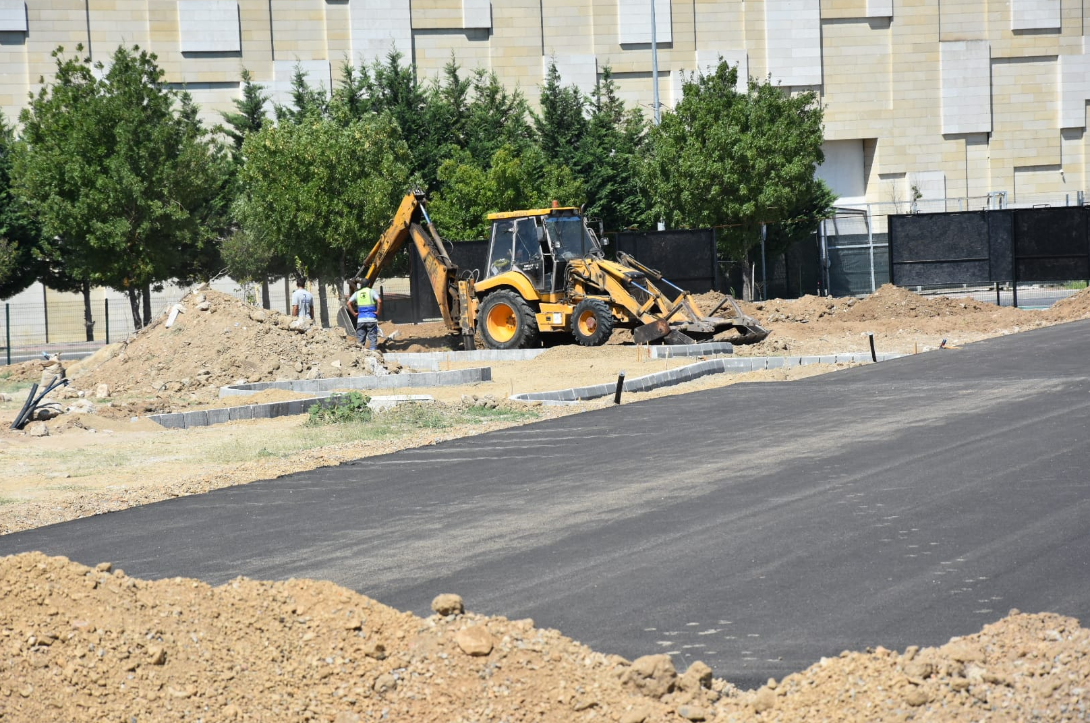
[577,309,597,336]
[486,302,518,343]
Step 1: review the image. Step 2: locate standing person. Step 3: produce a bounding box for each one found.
[291,276,315,321]
[347,281,383,351]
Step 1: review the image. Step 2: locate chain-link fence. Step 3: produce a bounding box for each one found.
[0,296,193,366]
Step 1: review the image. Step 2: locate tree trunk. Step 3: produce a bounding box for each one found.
[141,284,152,327]
[127,288,142,331]
[261,278,271,309]
[81,279,95,342]
[317,280,330,328]
[741,252,755,302]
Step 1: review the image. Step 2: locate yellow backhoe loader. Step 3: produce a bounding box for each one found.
[351,191,768,350]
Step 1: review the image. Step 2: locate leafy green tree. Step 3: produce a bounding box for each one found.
[575,67,649,233]
[234,113,412,301]
[221,69,271,159]
[274,65,328,124]
[13,44,231,328]
[328,60,373,125]
[534,61,588,170]
[643,61,827,298]
[429,145,585,240]
[0,114,43,299]
[463,68,534,167]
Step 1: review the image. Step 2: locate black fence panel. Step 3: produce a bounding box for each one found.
[988,210,1014,282]
[889,211,991,286]
[1013,207,1089,282]
[615,229,719,292]
[766,236,822,299]
[408,240,489,322]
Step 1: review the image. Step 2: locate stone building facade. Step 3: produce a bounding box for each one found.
[0,0,1088,205]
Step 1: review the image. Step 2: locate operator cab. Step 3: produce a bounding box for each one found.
[485,207,604,292]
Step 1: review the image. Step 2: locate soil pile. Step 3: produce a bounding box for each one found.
[3,553,1087,723]
[1044,285,1090,322]
[72,290,399,400]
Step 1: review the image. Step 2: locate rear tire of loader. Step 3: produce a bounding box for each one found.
[479,290,539,350]
[571,299,614,347]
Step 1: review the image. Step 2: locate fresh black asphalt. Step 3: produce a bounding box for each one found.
[3,321,1089,689]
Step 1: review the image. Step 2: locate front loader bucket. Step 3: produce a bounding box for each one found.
[715,322,770,345]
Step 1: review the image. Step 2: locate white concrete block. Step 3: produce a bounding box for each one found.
[866,0,892,18]
[618,0,672,45]
[272,60,332,109]
[765,0,821,87]
[178,1,241,53]
[1011,0,1060,31]
[940,41,991,134]
[463,0,491,29]
[1059,50,1090,129]
[817,140,866,203]
[350,0,412,65]
[0,1,26,32]
[546,54,597,96]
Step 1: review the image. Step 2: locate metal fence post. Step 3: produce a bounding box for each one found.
[760,223,767,301]
[104,299,110,345]
[4,303,9,366]
[867,205,876,293]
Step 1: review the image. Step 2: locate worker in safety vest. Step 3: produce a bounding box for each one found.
[347,282,383,351]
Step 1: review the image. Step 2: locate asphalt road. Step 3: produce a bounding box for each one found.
[3,321,1089,689]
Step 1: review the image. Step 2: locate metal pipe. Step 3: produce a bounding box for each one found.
[104,299,110,345]
[650,0,660,126]
[614,371,626,404]
[4,303,9,366]
[760,223,767,301]
[868,333,877,363]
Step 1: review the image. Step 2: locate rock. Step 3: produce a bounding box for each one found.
[904,660,935,679]
[676,704,708,721]
[454,626,493,656]
[26,422,49,437]
[619,707,650,723]
[362,640,386,660]
[333,326,348,339]
[330,359,342,369]
[431,594,464,616]
[94,384,110,399]
[249,309,267,323]
[752,686,777,713]
[196,301,211,312]
[0,392,11,402]
[289,318,312,332]
[305,368,322,380]
[294,361,304,373]
[31,407,60,421]
[147,646,167,665]
[372,673,397,693]
[333,713,360,723]
[620,654,676,699]
[678,661,713,692]
[65,400,97,415]
[904,687,930,706]
[945,641,985,663]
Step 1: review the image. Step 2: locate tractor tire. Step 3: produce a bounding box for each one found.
[479,290,539,350]
[571,299,614,346]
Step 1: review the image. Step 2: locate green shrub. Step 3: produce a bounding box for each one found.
[307,392,372,425]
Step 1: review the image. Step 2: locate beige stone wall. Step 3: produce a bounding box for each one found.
[6,0,1090,205]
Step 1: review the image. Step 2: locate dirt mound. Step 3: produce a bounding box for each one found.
[74,290,400,400]
[1044,286,1090,322]
[2,553,1086,722]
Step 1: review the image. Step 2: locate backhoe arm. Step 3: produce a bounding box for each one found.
[352,190,476,346]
